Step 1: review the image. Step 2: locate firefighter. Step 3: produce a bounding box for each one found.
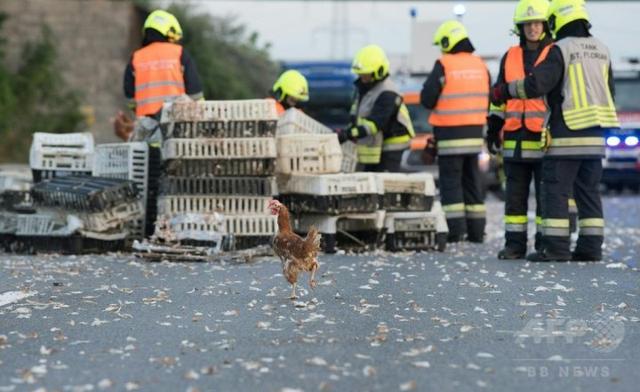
[117,9,203,143]
[270,70,309,114]
[486,0,553,259]
[421,21,490,243]
[491,0,618,261]
[341,44,415,172]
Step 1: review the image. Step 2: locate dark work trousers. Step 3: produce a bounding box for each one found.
[540,158,604,258]
[503,160,543,253]
[361,150,404,172]
[438,154,486,242]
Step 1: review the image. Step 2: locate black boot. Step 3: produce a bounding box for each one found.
[571,252,602,262]
[447,233,465,243]
[498,248,525,260]
[526,251,571,262]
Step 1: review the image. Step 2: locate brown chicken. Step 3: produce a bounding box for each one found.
[268,199,321,299]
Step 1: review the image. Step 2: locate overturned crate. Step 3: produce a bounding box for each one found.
[278,172,380,215]
[293,211,386,254]
[375,172,436,212]
[153,213,225,251]
[93,142,150,239]
[29,132,94,183]
[275,134,342,174]
[31,176,139,212]
[340,141,358,173]
[223,214,278,251]
[161,99,279,138]
[383,202,449,252]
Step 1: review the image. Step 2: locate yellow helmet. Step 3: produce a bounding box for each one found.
[433,20,469,53]
[547,0,589,36]
[351,45,390,80]
[514,0,550,24]
[272,70,309,102]
[144,10,183,42]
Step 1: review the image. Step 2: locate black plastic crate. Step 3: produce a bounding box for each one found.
[164,159,276,177]
[146,146,162,237]
[279,194,379,215]
[379,194,434,212]
[32,176,139,212]
[163,120,277,139]
[0,191,30,211]
[32,169,90,184]
[160,176,276,196]
[317,230,383,254]
[385,231,447,252]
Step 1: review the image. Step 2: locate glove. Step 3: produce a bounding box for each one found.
[485,116,503,155]
[334,128,350,144]
[421,137,437,165]
[540,127,552,152]
[490,84,510,106]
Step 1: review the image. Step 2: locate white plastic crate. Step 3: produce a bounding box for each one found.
[384,204,448,235]
[157,196,271,215]
[375,173,436,196]
[340,141,358,173]
[162,138,277,160]
[293,211,386,234]
[161,99,278,123]
[278,172,379,195]
[275,134,342,174]
[276,108,334,135]
[81,201,144,233]
[29,132,94,171]
[15,213,82,237]
[154,213,226,245]
[0,166,32,192]
[224,214,278,236]
[93,142,149,193]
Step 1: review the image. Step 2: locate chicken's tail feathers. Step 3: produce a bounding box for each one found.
[305,226,322,253]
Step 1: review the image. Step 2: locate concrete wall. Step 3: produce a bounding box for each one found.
[0,0,145,143]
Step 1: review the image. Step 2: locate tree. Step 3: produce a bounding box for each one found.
[166,4,278,100]
[0,14,84,163]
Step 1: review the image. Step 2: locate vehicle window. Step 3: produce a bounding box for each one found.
[614,79,640,111]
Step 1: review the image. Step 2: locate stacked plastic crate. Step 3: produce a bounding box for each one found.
[0,168,32,251]
[376,173,448,252]
[6,176,143,254]
[29,132,94,183]
[275,109,383,253]
[157,99,279,250]
[92,142,153,240]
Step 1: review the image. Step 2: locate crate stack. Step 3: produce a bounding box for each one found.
[0,168,32,251]
[376,173,448,252]
[29,132,94,183]
[3,176,143,254]
[157,99,280,250]
[274,109,381,252]
[92,142,161,240]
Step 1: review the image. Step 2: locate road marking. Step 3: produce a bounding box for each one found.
[0,290,37,307]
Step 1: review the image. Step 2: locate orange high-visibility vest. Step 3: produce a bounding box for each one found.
[267,97,286,115]
[132,42,186,117]
[503,45,551,132]
[428,53,489,127]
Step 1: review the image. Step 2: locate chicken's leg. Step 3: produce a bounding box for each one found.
[289,283,297,300]
[309,261,318,290]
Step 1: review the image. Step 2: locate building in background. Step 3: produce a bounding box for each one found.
[0,0,146,143]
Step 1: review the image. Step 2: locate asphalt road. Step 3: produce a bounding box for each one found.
[1,195,638,392]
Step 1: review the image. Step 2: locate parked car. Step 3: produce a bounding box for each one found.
[602,65,640,192]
